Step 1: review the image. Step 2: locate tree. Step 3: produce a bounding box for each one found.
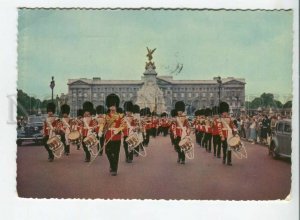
[283,101,292,108]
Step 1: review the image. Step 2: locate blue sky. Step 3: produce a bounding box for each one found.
[18,9,293,102]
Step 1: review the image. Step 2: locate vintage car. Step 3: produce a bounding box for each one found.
[269,119,292,159]
[17,115,47,146]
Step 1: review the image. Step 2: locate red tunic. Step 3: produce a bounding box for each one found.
[212,118,221,136]
[81,117,98,137]
[160,118,170,128]
[123,116,136,137]
[104,113,124,141]
[43,117,59,136]
[151,118,159,128]
[171,116,190,137]
[218,116,235,139]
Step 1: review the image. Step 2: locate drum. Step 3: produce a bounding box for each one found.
[47,135,63,152]
[228,135,241,150]
[68,130,81,144]
[125,132,141,151]
[83,133,99,148]
[179,137,193,152]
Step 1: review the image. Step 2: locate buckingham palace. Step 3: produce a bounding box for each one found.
[67,74,245,116]
[66,49,245,116]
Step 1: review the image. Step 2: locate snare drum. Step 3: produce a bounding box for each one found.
[83,133,99,148]
[179,137,193,152]
[126,132,142,152]
[68,130,81,144]
[47,135,63,152]
[228,135,241,150]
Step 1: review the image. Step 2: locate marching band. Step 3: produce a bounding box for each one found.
[42,93,245,176]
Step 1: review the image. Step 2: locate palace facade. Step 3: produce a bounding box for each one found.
[67,73,246,116]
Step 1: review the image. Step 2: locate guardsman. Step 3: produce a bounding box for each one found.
[99,94,126,176]
[60,104,72,155]
[160,112,170,136]
[42,103,59,162]
[74,109,84,150]
[198,109,206,148]
[203,108,213,153]
[95,105,106,156]
[151,111,159,138]
[193,110,201,146]
[212,106,221,158]
[219,102,236,166]
[171,101,191,164]
[143,107,152,147]
[169,109,177,150]
[132,104,142,155]
[123,101,135,163]
[81,101,98,162]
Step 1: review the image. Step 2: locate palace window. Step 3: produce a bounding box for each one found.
[188,93,192,98]
[181,93,185,98]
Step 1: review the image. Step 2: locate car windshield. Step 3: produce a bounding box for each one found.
[27,116,46,124]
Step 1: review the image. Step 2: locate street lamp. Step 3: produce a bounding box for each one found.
[50,76,55,102]
[216,76,222,106]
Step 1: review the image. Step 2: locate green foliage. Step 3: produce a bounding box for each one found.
[246,93,287,110]
[17,89,51,117]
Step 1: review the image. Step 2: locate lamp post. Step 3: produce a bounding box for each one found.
[50,76,55,102]
[216,76,222,106]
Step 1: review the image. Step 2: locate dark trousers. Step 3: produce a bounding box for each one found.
[151,128,157,137]
[174,136,185,162]
[162,127,168,136]
[43,136,54,159]
[203,133,212,152]
[213,135,221,157]
[60,134,70,154]
[82,136,91,161]
[123,136,134,161]
[143,129,151,146]
[97,135,104,155]
[196,131,204,147]
[106,140,121,172]
[221,139,232,164]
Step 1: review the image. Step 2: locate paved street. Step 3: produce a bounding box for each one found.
[17,135,291,200]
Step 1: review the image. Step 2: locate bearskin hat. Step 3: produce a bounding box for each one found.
[170,109,177,117]
[91,108,96,116]
[132,104,140,114]
[199,109,206,116]
[161,112,167,117]
[83,101,94,114]
[212,106,219,115]
[123,101,133,112]
[46,102,56,113]
[194,109,201,116]
[117,107,123,114]
[106,93,120,108]
[175,101,185,112]
[144,107,151,116]
[77,109,84,117]
[96,105,105,114]
[205,108,212,117]
[140,108,145,116]
[60,104,70,115]
[152,111,157,116]
[219,102,229,114]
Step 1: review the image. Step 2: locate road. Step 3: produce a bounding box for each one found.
[17,135,291,200]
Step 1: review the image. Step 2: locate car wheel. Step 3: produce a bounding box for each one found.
[270,143,279,159]
[17,140,22,146]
